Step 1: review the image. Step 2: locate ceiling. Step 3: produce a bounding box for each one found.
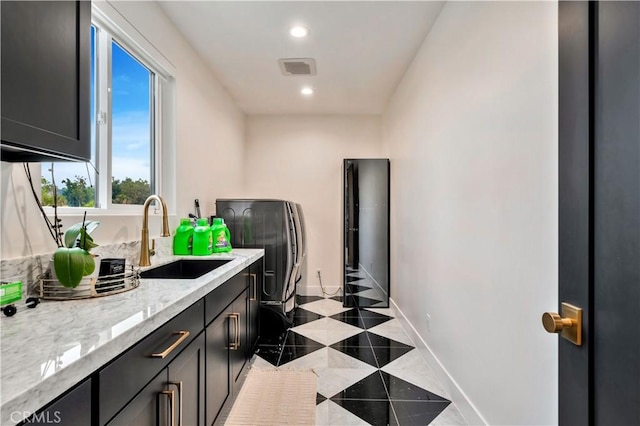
[158,1,445,115]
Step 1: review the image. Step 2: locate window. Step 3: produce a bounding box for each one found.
[42,16,167,209]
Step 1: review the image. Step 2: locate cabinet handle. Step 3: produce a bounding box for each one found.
[228,314,240,350]
[150,331,190,358]
[160,389,175,426]
[250,273,257,301]
[168,382,183,426]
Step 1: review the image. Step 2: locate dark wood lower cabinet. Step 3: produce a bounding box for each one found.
[205,310,232,425]
[168,332,205,426]
[22,262,261,426]
[106,371,167,426]
[205,287,255,425]
[21,379,92,426]
[107,332,207,426]
[230,290,248,387]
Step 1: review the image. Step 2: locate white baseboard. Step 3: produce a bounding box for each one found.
[300,284,341,297]
[390,297,488,426]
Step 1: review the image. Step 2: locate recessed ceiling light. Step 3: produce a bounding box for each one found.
[301,87,314,96]
[290,26,309,38]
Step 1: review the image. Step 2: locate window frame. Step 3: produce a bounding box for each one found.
[42,3,175,215]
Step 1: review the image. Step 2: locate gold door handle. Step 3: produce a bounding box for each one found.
[542,312,574,332]
[168,382,183,426]
[250,273,257,301]
[228,314,240,350]
[150,331,191,358]
[542,302,582,346]
[160,389,175,426]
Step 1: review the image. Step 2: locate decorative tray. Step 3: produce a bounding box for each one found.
[39,266,140,300]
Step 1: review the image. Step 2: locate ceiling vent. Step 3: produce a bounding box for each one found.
[278,58,317,76]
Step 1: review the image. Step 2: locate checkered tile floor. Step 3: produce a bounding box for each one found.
[344,267,388,308]
[253,295,467,425]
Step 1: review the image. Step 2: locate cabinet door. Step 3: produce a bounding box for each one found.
[247,259,263,353]
[168,332,205,426]
[205,310,231,425]
[230,291,248,387]
[1,1,90,162]
[107,370,168,426]
[21,379,91,426]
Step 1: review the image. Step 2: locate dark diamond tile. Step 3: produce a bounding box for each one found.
[282,331,324,347]
[331,331,371,348]
[381,372,449,401]
[258,329,288,346]
[296,295,323,305]
[335,347,377,367]
[367,333,413,348]
[290,308,323,327]
[329,310,365,328]
[359,315,392,329]
[275,332,325,366]
[255,345,281,366]
[372,346,415,368]
[330,371,388,400]
[278,344,323,366]
[331,399,395,426]
[335,308,362,318]
[391,401,451,426]
[358,309,392,319]
[334,315,364,328]
[330,295,343,302]
[330,342,378,367]
[346,276,365,283]
[316,393,327,405]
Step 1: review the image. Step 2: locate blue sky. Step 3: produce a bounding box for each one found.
[47,28,152,189]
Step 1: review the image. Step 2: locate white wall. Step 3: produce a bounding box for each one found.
[0,1,245,260]
[243,115,382,293]
[382,2,558,425]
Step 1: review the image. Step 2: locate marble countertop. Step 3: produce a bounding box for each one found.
[0,249,264,426]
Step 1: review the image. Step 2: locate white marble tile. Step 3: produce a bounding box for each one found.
[429,403,468,425]
[316,400,372,426]
[292,317,362,346]
[367,319,414,346]
[280,347,377,399]
[299,298,351,317]
[318,351,378,398]
[381,350,449,399]
[363,306,396,317]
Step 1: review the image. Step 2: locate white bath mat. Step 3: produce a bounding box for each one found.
[224,368,317,425]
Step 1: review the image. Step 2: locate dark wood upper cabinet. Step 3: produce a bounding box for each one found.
[1,1,91,162]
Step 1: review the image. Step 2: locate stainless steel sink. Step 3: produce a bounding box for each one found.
[139,259,231,279]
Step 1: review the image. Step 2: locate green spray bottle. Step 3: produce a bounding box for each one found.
[192,218,213,255]
[211,218,232,253]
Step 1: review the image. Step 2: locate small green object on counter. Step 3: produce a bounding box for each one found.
[192,218,213,255]
[0,280,22,306]
[211,218,232,253]
[173,218,194,255]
